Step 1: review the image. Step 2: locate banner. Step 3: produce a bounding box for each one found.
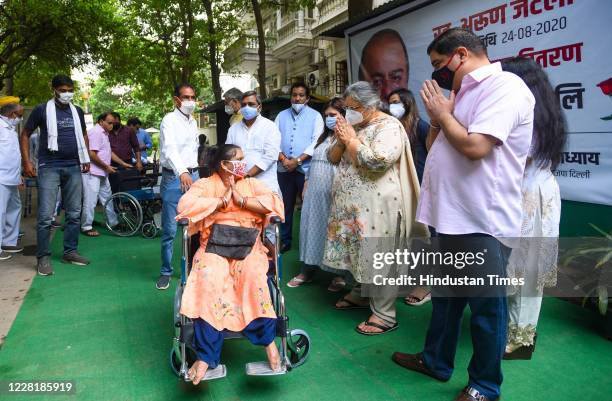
[346,0,612,205]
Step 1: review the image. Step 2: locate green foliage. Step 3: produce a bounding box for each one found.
[88,79,167,128]
[0,0,119,93]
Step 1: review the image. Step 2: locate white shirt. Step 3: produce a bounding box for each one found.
[226,115,281,195]
[160,109,199,176]
[0,117,22,185]
[417,62,535,241]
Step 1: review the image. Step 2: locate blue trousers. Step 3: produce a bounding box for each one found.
[277,170,304,246]
[160,170,199,276]
[421,234,510,400]
[36,166,82,258]
[192,318,276,369]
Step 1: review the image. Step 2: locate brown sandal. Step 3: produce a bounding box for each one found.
[82,229,100,237]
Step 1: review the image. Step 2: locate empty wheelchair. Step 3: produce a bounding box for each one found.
[170,217,311,380]
[104,163,162,238]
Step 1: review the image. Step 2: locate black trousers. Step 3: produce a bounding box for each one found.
[277,170,305,246]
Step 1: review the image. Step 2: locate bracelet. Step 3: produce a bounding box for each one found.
[241,197,248,209]
[430,123,441,129]
[221,197,228,208]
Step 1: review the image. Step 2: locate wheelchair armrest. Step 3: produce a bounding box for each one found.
[268,215,282,225]
[178,218,189,226]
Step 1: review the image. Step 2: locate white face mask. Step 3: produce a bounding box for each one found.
[345,108,364,126]
[1,115,21,129]
[224,104,234,115]
[291,103,305,113]
[179,100,196,115]
[57,92,74,104]
[389,103,406,119]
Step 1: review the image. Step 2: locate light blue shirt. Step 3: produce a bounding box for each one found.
[274,105,323,175]
[136,128,153,162]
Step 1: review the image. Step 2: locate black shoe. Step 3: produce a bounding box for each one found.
[280,243,291,254]
[156,275,171,290]
[61,251,90,266]
[2,245,24,253]
[37,256,54,275]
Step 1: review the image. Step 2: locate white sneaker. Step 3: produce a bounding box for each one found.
[0,251,12,261]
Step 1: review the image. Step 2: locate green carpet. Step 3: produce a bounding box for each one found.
[0,224,611,401]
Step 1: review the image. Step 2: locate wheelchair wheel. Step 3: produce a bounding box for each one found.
[104,192,143,237]
[287,329,311,368]
[141,222,158,239]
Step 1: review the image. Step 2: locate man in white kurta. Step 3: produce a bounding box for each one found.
[0,102,24,260]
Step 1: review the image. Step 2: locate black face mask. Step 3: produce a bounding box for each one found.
[431,53,462,91]
[113,123,121,131]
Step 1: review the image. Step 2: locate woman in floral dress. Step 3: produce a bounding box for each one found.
[501,57,566,359]
[324,81,428,335]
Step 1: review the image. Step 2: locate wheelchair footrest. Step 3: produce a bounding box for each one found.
[184,364,227,382]
[245,361,287,376]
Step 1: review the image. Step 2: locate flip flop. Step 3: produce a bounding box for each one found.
[286,276,313,288]
[335,296,369,310]
[82,229,100,237]
[355,320,399,336]
[327,277,347,292]
[404,292,431,306]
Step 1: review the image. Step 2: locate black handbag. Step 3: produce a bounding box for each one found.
[205,223,259,260]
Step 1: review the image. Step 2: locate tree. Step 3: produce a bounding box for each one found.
[0,0,118,95]
[251,0,267,99]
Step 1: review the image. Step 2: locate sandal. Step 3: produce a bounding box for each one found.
[82,229,100,237]
[287,275,313,288]
[327,277,346,292]
[335,296,369,310]
[355,320,399,336]
[404,289,431,306]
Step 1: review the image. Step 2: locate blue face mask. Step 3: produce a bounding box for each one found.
[325,116,337,130]
[240,105,259,121]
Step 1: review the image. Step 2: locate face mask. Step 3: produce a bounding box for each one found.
[57,92,74,104]
[325,116,337,130]
[240,105,259,121]
[179,100,196,115]
[291,103,305,113]
[345,108,364,126]
[431,52,463,91]
[1,115,21,129]
[113,122,121,131]
[389,103,406,119]
[224,104,234,115]
[223,160,248,178]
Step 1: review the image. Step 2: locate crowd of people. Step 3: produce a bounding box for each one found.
[0,27,567,401]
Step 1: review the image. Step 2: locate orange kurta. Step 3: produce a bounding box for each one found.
[176,174,284,332]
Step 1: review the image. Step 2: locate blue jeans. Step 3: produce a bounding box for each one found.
[160,170,199,276]
[36,165,83,258]
[277,170,304,246]
[421,234,510,400]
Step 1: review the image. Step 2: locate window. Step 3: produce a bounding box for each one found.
[335,60,348,94]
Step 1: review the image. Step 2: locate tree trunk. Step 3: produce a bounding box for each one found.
[202,0,222,101]
[5,77,13,95]
[251,0,267,99]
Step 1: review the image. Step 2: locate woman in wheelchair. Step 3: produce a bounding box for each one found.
[175,144,284,384]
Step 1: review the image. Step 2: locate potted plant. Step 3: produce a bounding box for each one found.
[561,224,612,340]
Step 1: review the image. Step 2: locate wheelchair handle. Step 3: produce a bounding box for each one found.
[178,218,189,226]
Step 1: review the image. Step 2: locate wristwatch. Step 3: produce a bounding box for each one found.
[296,157,303,166]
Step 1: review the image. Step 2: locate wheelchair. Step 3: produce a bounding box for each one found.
[170,217,311,381]
[103,162,162,238]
